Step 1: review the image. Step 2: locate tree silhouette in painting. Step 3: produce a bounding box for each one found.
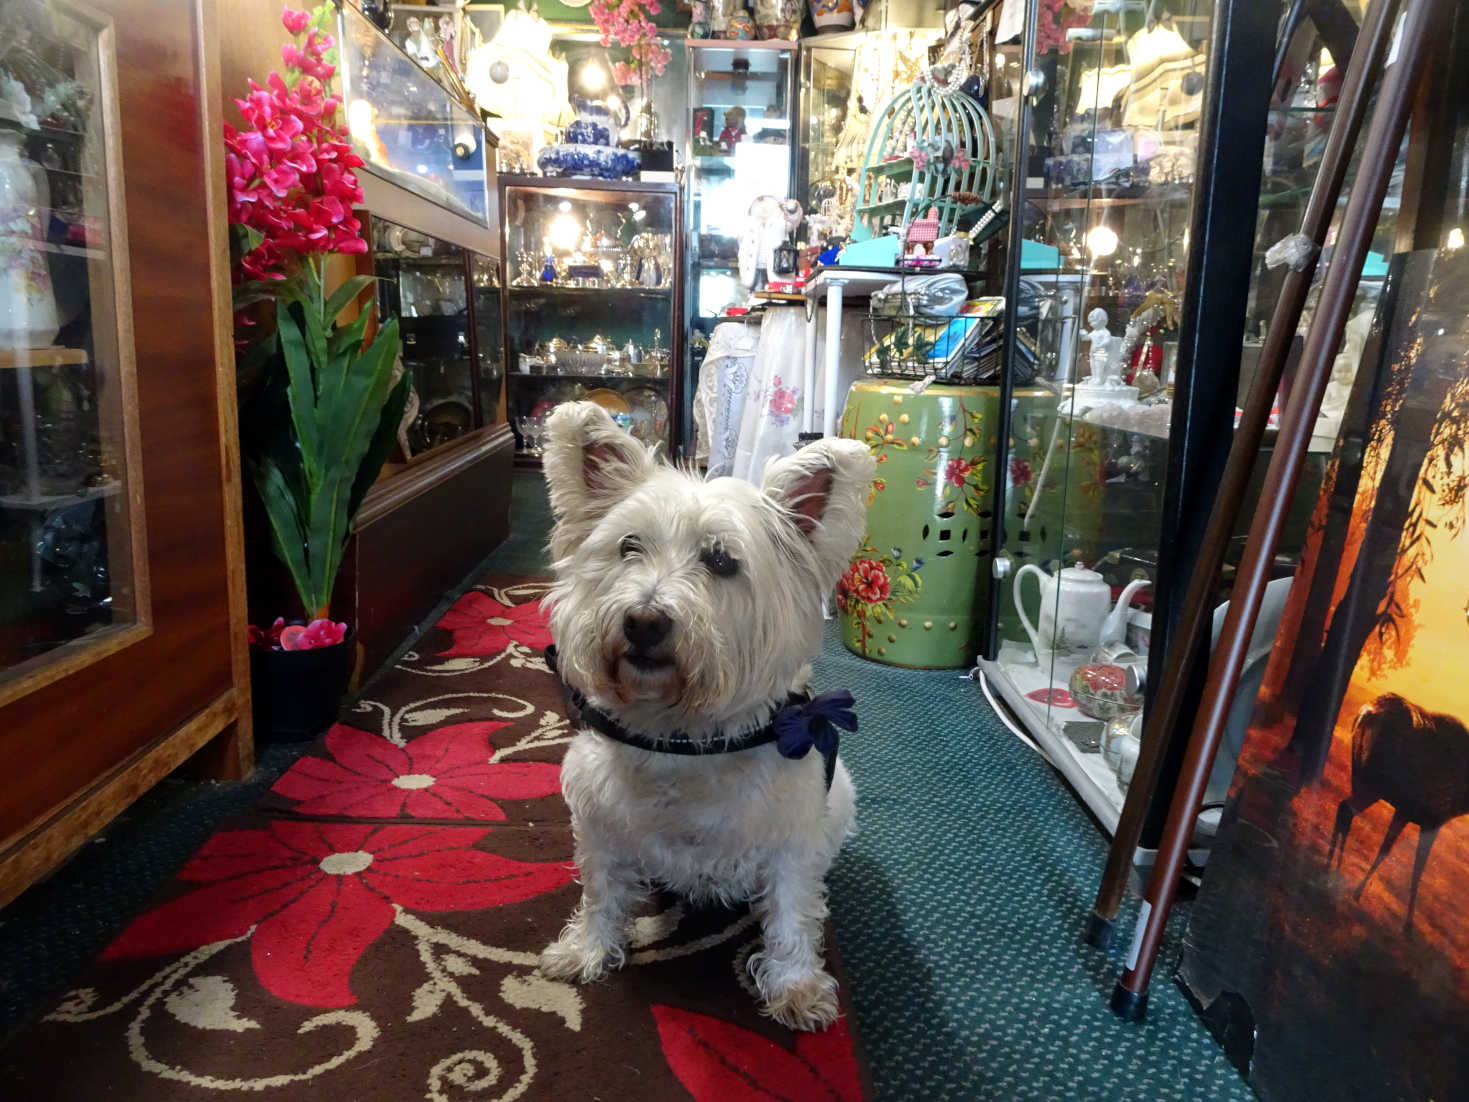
[1272,249,1469,786]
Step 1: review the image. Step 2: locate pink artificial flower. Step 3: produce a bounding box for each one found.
[224,18,365,286]
[297,618,349,649]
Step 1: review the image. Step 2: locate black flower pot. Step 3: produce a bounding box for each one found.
[250,627,356,743]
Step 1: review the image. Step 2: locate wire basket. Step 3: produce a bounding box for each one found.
[863,311,1002,383]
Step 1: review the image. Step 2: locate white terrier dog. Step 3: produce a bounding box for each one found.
[536,401,874,1030]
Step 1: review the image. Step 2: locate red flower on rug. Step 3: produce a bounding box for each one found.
[104,822,574,1008]
[271,722,562,820]
[436,591,552,656]
[653,1005,863,1101]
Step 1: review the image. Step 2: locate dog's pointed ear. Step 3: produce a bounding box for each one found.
[544,401,656,558]
[762,439,876,583]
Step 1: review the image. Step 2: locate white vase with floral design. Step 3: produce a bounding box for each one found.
[809,0,855,33]
[0,126,59,349]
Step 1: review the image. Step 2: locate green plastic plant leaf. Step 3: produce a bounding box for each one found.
[295,316,400,613]
[244,259,407,618]
[250,455,311,609]
[276,307,323,486]
[323,275,377,327]
[350,371,410,520]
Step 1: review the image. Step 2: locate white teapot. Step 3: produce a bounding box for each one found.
[1014,562,1150,664]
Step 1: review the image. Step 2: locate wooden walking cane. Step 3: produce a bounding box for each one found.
[1082,0,1401,951]
[1108,0,1451,1021]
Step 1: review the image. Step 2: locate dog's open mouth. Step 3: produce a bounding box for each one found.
[612,649,680,704]
[624,651,674,673]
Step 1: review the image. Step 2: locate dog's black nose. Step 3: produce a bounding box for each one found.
[623,609,672,650]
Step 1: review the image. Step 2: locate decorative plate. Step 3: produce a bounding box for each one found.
[584,387,631,415]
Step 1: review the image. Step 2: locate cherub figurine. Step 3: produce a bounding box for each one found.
[1082,307,1113,380]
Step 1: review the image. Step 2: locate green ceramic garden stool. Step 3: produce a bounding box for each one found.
[836,379,999,668]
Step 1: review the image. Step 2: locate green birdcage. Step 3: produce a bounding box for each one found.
[852,68,999,244]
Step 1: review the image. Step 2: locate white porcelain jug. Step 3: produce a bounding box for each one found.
[1014,563,1150,663]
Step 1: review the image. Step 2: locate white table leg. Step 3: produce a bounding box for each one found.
[802,299,817,435]
[822,282,843,439]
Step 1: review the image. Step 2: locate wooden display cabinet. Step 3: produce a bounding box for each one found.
[0,0,252,908]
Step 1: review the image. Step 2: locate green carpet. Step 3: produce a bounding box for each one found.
[816,634,1251,1101]
[0,471,1252,1101]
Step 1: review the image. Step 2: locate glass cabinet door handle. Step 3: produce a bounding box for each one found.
[992,550,1014,579]
[1024,69,1047,102]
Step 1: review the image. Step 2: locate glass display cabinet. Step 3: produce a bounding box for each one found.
[796,27,944,245]
[337,0,491,225]
[976,0,1326,832]
[370,217,503,461]
[500,176,680,459]
[683,40,796,321]
[683,40,797,455]
[0,0,140,683]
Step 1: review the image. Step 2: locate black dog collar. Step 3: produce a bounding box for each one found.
[543,645,852,791]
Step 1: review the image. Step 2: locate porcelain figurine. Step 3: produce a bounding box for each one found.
[404,17,439,69]
[1013,563,1150,663]
[0,84,59,350]
[1081,307,1113,380]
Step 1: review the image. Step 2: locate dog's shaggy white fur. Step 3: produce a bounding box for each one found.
[536,401,874,1030]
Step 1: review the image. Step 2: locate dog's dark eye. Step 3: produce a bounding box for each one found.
[619,536,642,558]
[701,546,739,578]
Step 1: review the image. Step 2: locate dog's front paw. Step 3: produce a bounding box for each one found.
[538,935,619,983]
[761,971,840,1032]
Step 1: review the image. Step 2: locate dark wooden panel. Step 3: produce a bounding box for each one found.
[349,425,515,675]
[0,0,235,844]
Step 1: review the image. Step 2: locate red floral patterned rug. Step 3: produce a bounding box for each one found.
[0,577,868,1100]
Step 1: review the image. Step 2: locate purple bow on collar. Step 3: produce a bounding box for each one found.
[773,690,858,761]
